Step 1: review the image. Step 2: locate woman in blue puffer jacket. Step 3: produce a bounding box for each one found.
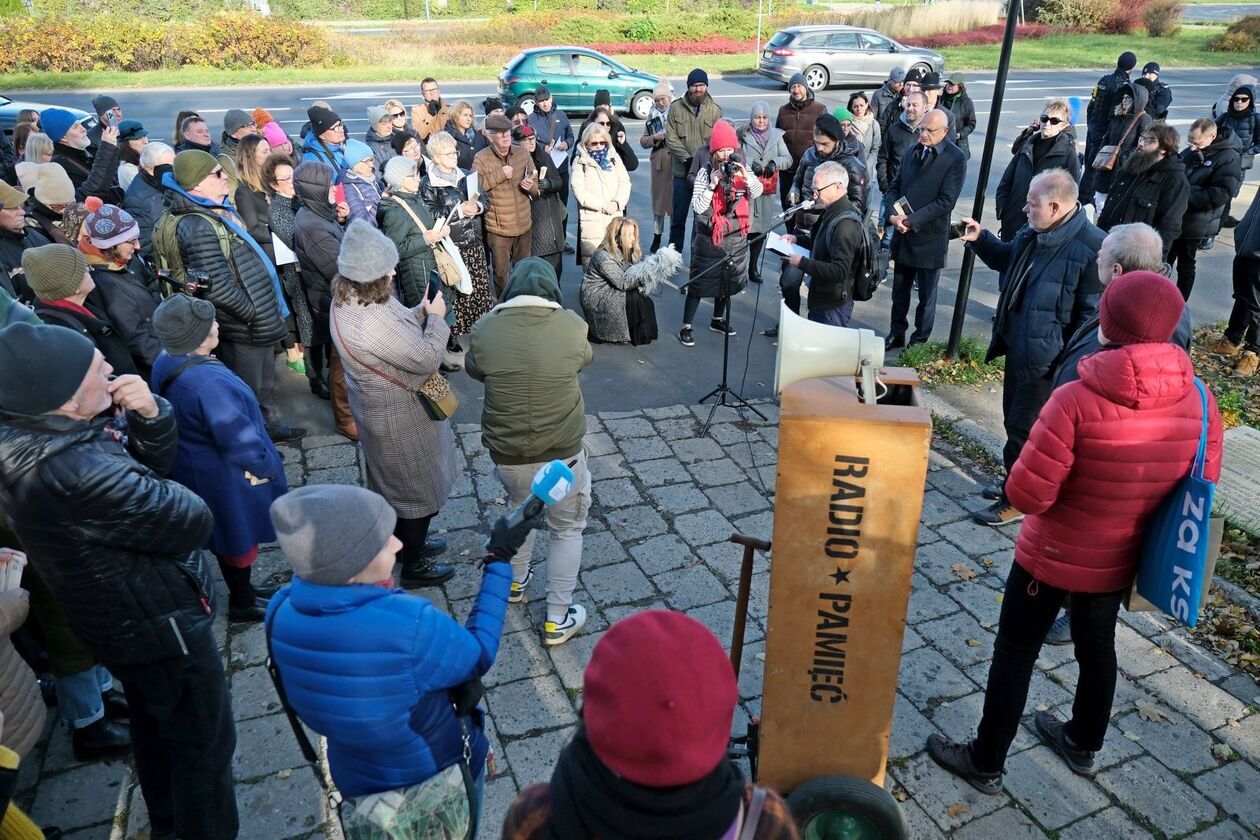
[264,483,539,830]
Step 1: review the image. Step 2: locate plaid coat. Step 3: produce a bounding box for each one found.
[331,295,457,518]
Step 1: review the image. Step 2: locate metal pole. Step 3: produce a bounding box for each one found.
[946,0,1020,359]
[755,0,764,64]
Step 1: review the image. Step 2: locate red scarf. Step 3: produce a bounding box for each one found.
[43,298,95,318]
[710,172,751,247]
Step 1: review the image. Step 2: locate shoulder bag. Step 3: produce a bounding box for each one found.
[264,607,478,839]
[389,195,472,295]
[1134,378,1216,628]
[1092,111,1144,172]
[330,306,458,421]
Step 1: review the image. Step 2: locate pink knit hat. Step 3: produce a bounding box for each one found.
[709,119,738,154]
[263,121,290,150]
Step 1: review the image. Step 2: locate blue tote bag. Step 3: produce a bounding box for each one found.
[1135,378,1215,628]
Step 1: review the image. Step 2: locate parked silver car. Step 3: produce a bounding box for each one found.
[758,25,944,92]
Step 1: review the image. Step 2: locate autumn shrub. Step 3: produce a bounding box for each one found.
[822,1,1001,39]
[1034,0,1120,30]
[902,23,1056,48]
[590,35,756,55]
[1142,0,1184,37]
[1207,15,1260,51]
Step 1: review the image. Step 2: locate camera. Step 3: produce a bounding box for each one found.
[185,269,212,298]
[721,158,741,181]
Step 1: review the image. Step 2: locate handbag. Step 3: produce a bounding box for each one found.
[389,195,472,295]
[331,307,459,422]
[1134,378,1216,628]
[264,608,478,840]
[1092,111,1144,172]
[1241,152,1255,172]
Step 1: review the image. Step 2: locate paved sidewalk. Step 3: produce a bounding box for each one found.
[13,402,1260,839]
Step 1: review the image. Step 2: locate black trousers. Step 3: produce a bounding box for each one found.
[682,289,727,325]
[1001,363,1055,476]
[1226,254,1260,351]
[1167,236,1204,301]
[215,340,276,427]
[109,624,239,840]
[972,562,1126,773]
[889,266,941,345]
[669,176,691,251]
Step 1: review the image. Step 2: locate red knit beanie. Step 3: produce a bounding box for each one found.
[709,119,738,154]
[582,610,738,787]
[1099,270,1184,345]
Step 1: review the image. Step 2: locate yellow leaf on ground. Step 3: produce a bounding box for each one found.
[1136,698,1172,723]
[966,639,981,647]
[952,563,978,581]
[947,803,970,818]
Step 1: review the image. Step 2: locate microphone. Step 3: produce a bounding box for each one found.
[774,199,815,220]
[504,459,576,531]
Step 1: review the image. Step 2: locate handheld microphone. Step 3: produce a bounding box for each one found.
[774,199,815,220]
[504,459,576,531]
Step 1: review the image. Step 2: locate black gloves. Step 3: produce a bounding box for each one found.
[483,508,547,564]
[763,161,776,175]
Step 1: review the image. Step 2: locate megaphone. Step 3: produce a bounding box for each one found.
[773,302,885,404]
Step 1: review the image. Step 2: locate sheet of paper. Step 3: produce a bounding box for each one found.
[766,231,810,260]
[550,148,568,169]
[271,233,298,266]
[465,171,479,202]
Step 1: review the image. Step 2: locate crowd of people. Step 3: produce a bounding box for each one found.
[0,56,1255,839]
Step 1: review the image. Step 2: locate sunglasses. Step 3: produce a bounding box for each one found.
[1233,96,1252,103]
[1039,115,1065,125]
[389,111,406,119]
[588,141,608,147]
[595,121,611,126]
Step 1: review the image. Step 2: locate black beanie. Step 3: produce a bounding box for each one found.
[814,113,842,142]
[0,323,97,416]
[390,132,414,155]
[307,105,341,136]
[594,89,612,108]
[1118,51,1138,72]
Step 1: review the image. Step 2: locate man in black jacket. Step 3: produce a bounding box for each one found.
[1097,122,1190,258]
[784,162,863,326]
[1082,51,1137,202]
[1169,119,1243,299]
[876,91,927,249]
[0,322,238,840]
[41,107,122,204]
[960,169,1104,526]
[164,149,303,443]
[1139,62,1173,120]
[885,109,966,349]
[0,181,51,302]
[124,141,176,263]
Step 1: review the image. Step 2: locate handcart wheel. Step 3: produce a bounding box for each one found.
[787,775,908,840]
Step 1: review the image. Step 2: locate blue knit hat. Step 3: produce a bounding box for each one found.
[40,108,80,144]
[343,138,374,166]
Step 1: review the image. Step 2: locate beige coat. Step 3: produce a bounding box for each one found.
[411,100,451,141]
[570,146,631,261]
[331,295,458,519]
[0,589,45,760]
[472,144,539,238]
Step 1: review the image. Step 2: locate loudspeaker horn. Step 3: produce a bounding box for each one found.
[773,302,885,403]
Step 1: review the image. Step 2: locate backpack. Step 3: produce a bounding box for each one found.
[834,210,886,302]
[151,209,235,298]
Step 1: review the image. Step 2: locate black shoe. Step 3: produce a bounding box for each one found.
[417,537,447,558]
[400,559,456,587]
[884,335,905,351]
[1034,711,1096,776]
[1199,236,1214,251]
[1222,215,1239,229]
[228,596,269,623]
[679,327,695,347]
[981,482,1003,500]
[309,377,330,400]
[447,336,463,353]
[709,319,736,336]
[564,242,576,254]
[972,498,1025,527]
[749,270,763,284]
[926,734,1003,795]
[71,718,132,762]
[253,582,279,599]
[761,326,779,338]
[650,233,661,254]
[267,424,306,444]
[102,687,129,720]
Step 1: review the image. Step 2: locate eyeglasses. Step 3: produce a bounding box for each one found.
[1039,115,1065,125]
[588,141,608,147]
[330,123,345,132]
[918,126,945,135]
[1137,135,1156,145]
[389,111,406,119]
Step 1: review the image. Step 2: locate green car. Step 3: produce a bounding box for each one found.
[498,47,662,120]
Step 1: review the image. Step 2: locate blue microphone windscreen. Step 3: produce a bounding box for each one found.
[532,460,576,506]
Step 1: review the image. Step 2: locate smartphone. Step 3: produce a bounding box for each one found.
[427,269,442,303]
[949,220,968,240]
[333,184,346,205]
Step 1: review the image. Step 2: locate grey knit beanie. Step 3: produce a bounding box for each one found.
[337,218,399,284]
[383,155,417,190]
[153,295,215,355]
[270,485,398,585]
[367,104,390,129]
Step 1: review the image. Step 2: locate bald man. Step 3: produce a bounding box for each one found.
[885,108,966,350]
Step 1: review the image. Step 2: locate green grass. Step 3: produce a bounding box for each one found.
[940,26,1260,70]
[897,335,1004,386]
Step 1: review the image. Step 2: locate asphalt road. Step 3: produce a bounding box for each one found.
[12,67,1255,426]
[1181,3,1258,20]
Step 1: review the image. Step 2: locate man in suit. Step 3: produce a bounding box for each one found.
[885,108,966,349]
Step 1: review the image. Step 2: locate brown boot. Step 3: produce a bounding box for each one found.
[328,346,359,440]
[1205,335,1243,356]
[1233,350,1258,378]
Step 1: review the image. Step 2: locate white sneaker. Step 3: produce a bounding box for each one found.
[1045,612,1072,646]
[508,568,533,604]
[544,604,587,646]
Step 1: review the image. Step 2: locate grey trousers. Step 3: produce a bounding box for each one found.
[215,340,277,427]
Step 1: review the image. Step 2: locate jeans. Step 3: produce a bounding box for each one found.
[669,176,692,251]
[808,302,854,327]
[1226,254,1260,351]
[109,624,239,840]
[682,290,728,325]
[889,266,941,345]
[879,192,894,249]
[57,664,113,728]
[1168,236,1203,300]
[495,449,591,623]
[215,340,276,428]
[972,562,1126,773]
[1001,363,1055,476]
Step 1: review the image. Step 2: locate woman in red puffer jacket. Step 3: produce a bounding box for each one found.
[928,270,1224,795]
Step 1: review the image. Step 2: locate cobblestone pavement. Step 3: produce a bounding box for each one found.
[15,402,1260,839]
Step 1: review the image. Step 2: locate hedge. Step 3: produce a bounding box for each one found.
[902,23,1056,48]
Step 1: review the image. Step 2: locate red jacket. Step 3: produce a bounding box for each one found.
[1006,343,1224,593]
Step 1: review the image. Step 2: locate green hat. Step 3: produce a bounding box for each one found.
[832,106,855,124]
[173,149,218,190]
[22,243,88,302]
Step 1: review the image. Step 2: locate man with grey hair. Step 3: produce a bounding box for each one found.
[782,161,864,326]
[960,168,1103,526]
[124,141,176,262]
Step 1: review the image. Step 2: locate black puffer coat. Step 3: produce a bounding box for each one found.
[419,169,489,250]
[293,161,343,346]
[378,189,439,307]
[33,299,139,378]
[1179,129,1244,239]
[1097,152,1190,255]
[0,223,52,301]
[791,135,868,227]
[88,256,164,377]
[123,171,166,262]
[167,188,287,347]
[995,130,1081,241]
[52,141,122,203]
[0,402,216,667]
[525,145,567,258]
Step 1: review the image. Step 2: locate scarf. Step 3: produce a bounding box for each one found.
[710,169,751,247]
[748,126,770,153]
[427,164,464,189]
[590,146,614,172]
[547,728,745,840]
